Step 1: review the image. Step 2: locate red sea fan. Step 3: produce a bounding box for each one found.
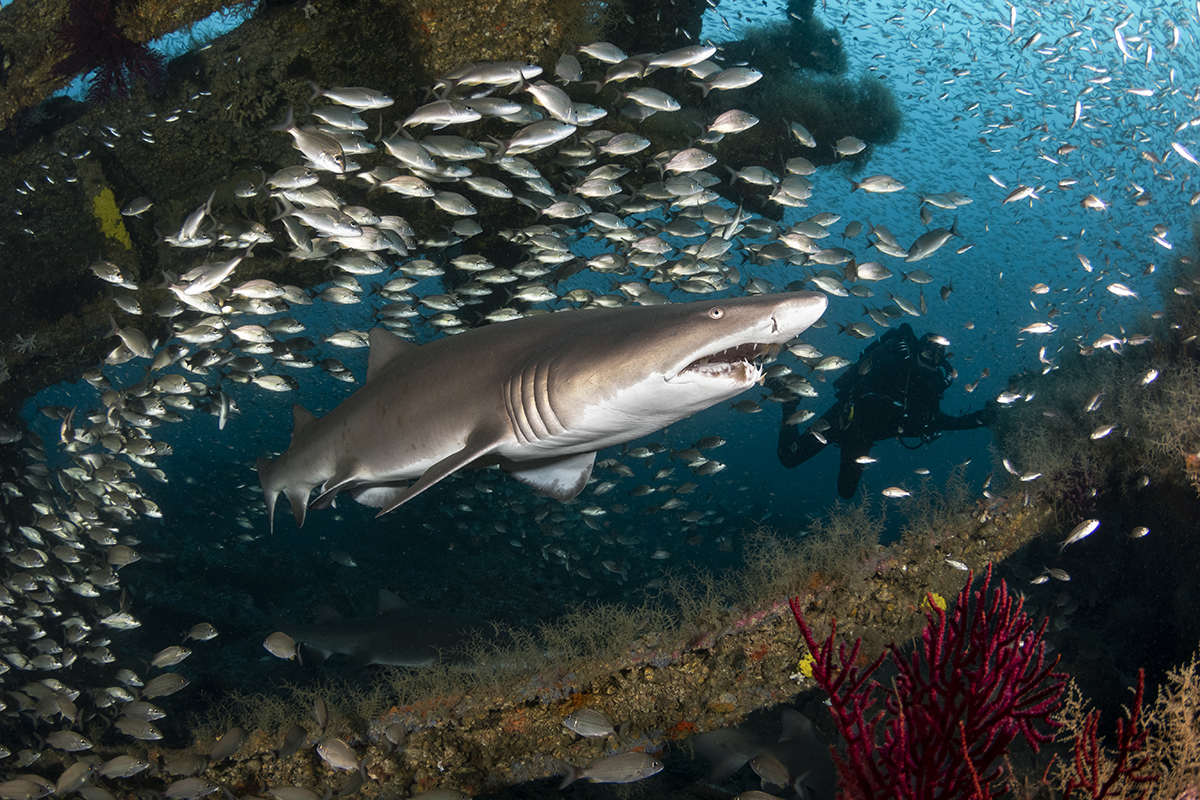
[1063,669,1158,800]
[53,0,166,105]
[790,564,1067,799]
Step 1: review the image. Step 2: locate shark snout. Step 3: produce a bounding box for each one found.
[776,292,828,338]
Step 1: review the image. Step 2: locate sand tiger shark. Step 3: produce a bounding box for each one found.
[282,590,494,668]
[257,291,827,530]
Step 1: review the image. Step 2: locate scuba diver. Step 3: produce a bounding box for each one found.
[777,323,993,498]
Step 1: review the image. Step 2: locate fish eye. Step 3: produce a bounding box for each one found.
[708,307,724,319]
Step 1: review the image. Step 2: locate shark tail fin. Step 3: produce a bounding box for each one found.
[257,405,322,533]
[257,456,281,534]
[286,487,309,529]
[256,455,310,532]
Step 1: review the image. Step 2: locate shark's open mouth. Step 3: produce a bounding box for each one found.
[684,342,781,376]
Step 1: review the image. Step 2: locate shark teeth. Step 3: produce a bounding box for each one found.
[685,342,779,373]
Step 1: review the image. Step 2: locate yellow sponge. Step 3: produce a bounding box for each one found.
[91,188,132,250]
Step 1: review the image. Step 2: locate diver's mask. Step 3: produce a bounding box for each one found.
[917,334,952,388]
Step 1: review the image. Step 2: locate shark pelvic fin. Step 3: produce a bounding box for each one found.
[310,464,364,511]
[500,451,596,500]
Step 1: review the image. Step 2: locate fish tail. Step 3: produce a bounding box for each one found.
[556,761,582,790]
[269,105,295,133]
[271,197,296,222]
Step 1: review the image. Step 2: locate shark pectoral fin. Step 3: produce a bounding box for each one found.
[373,438,501,516]
[501,452,596,500]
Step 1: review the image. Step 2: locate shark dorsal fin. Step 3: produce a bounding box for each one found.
[313,603,342,624]
[367,328,419,384]
[291,405,318,441]
[377,589,407,615]
[779,708,813,742]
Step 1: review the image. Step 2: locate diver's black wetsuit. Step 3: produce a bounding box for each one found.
[777,323,990,498]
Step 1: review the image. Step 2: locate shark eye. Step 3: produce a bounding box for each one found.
[708,307,725,319]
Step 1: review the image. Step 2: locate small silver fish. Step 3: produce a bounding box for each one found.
[142,672,190,698]
[209,727,248,762]
[99,755,150,779]
[121,196,154,217]
[271,107,346,173]
[150,645,191,669]
[116,716,163,741]
[164,778,219,800]
[316,739,359,771]
[186,622,219,642]
[1060,519,1100,553]
[749,751,790,787]
[264,632,297,660]
[308,83,393,110]
[559,752,663,789]
[851,174,905,193]
[835,135,866,156]
[563,708,616,737]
